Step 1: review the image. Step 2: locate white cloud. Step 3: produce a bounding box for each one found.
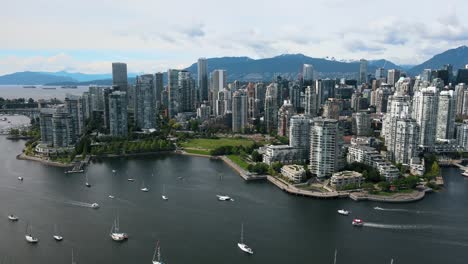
[0,0,467,73]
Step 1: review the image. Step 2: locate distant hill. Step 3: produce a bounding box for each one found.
[45,71,113,82]
[0,71,75,85]
[408,46,468,76]
[185,54,402,81]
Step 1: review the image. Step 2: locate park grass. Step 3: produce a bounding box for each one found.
[227,154,250,170]
[184,148,211,155]
[180,138,254,152]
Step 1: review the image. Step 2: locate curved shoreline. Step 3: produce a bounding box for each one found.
[17,149,430,203]
[17,153,73,168]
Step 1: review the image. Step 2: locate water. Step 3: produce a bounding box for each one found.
[0,85,89,100]
[0,136,467,263]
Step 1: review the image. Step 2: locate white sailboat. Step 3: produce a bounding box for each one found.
[53,224,63,241]
[25,223,39,243]
[8,214,18,221]
[237,223,253,254]
[162,184,168,200]
[85,173,91,188]
[110,216,128,241]
[71,249,77,264]
[141,180,149,192]
[152,241,164,264]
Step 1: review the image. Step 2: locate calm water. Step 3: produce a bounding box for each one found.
[0,85,89,100]
[0,136,468,263]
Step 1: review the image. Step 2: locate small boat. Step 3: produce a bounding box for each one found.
[162,184,168,201]
[237,223,253,254]
[110,217,128,241]
[140,181,149,192]
[8,215,19,221]
[217,195,234,201]
[127,178,135,182]
[112,170,116,173]
[18,177,24,181]
[337,209,349,216]
[462,171,468,177]
[85,173,91,187]
[333,248,338,264]
[352,218,364,226]
[53,224,63,241]
[91,203,99,209]
[374,206,384,210]
[109,195,115,199]
[152,241,164,264]
[72,249,77,264]
[25,224,39,243]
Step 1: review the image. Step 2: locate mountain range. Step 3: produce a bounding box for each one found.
[0,46,466,85]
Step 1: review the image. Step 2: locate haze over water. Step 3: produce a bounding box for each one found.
[0,132,467,263]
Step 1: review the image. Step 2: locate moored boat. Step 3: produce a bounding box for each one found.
[337,209,349,216]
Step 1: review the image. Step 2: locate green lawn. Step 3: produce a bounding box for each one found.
[184,149,211,155]
[180,138,254,152]
[227,154,250,170]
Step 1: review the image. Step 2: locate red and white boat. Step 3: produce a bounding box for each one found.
[352,219,364,226]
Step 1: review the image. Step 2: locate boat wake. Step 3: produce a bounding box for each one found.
[373,207,434,214]
[363,222,456,231]
[65,200,99,208]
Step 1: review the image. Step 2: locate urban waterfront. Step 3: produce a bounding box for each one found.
[0,135,467,263]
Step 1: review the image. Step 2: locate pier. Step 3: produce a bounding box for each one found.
[65,155,91,174]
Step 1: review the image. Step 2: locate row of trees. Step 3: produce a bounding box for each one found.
[90,139,174,156]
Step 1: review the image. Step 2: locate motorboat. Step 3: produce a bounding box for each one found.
[217,195,234,201]
[337,209,349,216]
[374,206,384,210]
[18,177,23,181]
[91,203,99,209]
[352,218,364,226]
[127,178,135,182]
[237,223,253,254]
[152,241,164,264]
[112,170,116,173]
[462,170,468,177]
[109,195,115,199]
[110,217,128,241]
[8,215,19,221]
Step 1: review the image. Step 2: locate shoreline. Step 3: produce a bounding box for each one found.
[16,148,432,203]
[17,153,73,168]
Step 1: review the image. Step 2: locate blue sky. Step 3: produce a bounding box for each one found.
[1,0,467,75]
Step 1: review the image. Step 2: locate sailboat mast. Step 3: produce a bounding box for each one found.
[240,223,244,243]
[334,249,337,264]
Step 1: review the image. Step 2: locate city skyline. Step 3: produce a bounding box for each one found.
[1,0,468,75]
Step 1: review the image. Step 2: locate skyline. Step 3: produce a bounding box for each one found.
[1,0,468,75]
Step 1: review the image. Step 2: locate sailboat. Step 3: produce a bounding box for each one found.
[162,184,168,200]
[71,249,77,264]
[152,241,164,264]
[141,180,149,192]
[390,258,394,264]
[333,248,337,264]
[110,216,128,241]
[53,224,63,241]
[25,223,39,243]
[237,223,253,254]
[85,173,91,188]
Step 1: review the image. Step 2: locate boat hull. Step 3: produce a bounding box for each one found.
[238,243,253,254]
[25,235,39,243]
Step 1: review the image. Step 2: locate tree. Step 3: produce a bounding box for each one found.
[378,181,391,192]
[271,162,283,173]
[251,150,262,162]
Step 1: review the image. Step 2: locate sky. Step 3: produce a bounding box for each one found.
[1,0,468,75]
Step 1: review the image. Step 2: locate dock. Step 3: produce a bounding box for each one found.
[65,155,91,174]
